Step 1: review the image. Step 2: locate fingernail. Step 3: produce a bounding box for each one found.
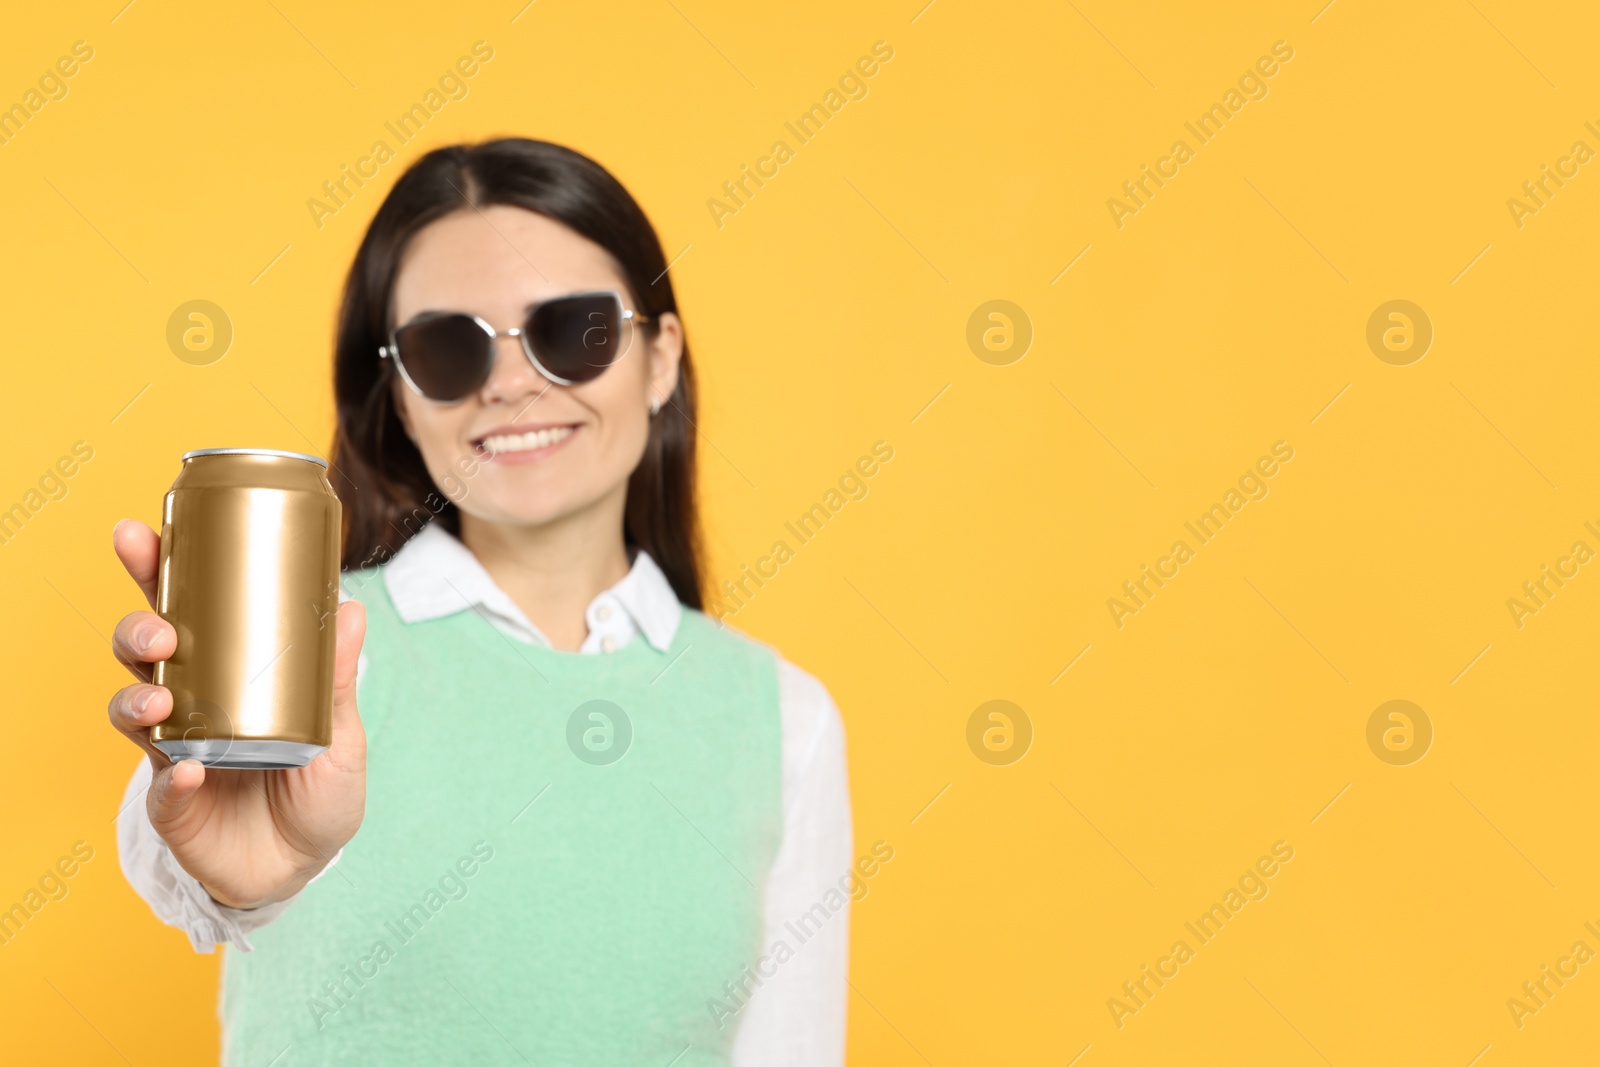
[134,689,153,715]
[135,626,156,652]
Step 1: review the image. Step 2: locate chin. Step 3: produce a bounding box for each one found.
[473,498,577,527]
[462,482,602,527]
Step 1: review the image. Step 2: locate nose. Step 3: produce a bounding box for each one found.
[478,331,549,405]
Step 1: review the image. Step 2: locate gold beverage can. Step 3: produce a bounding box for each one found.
[147,448,341,769]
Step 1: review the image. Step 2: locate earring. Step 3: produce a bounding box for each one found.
[650,395,662,417]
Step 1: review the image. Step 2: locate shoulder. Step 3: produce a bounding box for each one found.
[769,652,850,827]
[773,654,846,784]
[685,610,847,776]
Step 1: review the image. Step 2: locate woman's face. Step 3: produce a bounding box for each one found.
[388,205,682,530]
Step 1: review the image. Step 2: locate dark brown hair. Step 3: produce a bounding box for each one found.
[327,137,703,609]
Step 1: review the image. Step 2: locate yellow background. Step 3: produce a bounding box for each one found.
[2,0,1597,1062]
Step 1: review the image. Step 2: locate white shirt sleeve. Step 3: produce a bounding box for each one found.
[729,658,853,1067]
[114,754,344,953]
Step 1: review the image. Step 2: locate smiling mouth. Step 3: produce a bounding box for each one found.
[474,425,577,457]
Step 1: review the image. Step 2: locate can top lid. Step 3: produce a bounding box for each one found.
[181,448,329,469]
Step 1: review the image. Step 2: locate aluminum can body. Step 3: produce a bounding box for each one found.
[147,448,341,769]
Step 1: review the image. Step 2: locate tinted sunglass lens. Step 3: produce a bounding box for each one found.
[527,294,628,383]
[394,314,493,401]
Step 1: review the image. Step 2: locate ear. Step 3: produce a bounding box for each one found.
[645,311,684,411]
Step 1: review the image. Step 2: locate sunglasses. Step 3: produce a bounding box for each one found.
[379,289,649,402]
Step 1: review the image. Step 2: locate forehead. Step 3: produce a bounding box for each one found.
[389,204,628,322]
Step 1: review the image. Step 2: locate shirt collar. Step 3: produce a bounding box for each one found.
[381,521,682,653]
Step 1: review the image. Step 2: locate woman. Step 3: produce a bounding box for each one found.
[109,138,852,1064]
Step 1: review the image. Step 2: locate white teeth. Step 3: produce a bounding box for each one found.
[480,426,574,455]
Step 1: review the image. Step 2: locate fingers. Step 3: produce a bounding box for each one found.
[113,518,162,610]
[108,681,172,734]
[108,681,172,759]
[112,610,176,683]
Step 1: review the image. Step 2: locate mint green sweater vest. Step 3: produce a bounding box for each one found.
[219,565,784,1065]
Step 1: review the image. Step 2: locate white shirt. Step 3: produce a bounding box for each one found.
[115,521,851,1065]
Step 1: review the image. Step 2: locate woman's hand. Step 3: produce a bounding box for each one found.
[108,518,368,910]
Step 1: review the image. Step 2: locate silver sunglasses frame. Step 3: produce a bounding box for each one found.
[379,289,648,397]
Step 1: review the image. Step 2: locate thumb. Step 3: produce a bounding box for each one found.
[331,599,367,731]
[146,756,207,832]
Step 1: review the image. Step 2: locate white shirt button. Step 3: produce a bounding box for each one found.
[596,604,613,622]
[601,636,616,653]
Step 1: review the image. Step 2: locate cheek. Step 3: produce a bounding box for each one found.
[401,396,474,472]
[579,372,652,468]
